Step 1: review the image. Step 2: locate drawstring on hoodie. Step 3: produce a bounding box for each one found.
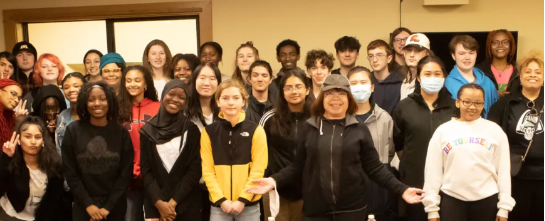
[320,119,323,135]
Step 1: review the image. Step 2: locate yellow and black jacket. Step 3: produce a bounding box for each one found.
[200,111,268,206]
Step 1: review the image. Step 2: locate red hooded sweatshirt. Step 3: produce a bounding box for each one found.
[124,98,160,190]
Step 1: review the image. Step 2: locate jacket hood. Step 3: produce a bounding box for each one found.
[448,66,487,84]
[373,71,404,84]
[408,87,454,110]
[307,114,359,130]
[132,98,155,108]
[365,104,388,124]
[32,85,67,115]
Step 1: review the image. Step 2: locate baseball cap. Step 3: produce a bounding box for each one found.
[321,75,350,92]
[12,41,37,58]
[403,33,430,50]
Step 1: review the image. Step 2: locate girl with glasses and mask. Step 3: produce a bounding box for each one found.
[489,51,544,221]
[423,83,515,221]
[392,56,456,221]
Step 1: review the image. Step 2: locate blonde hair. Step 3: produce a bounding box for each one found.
[517,50,544,74]
[215,79,249,104]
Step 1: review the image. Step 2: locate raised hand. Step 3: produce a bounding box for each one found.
[246,178,275,195]
[2,132,19,157]
[14,100,28,118]
[402,187,425,204]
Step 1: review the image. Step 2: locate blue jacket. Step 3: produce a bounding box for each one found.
[445,66,499,116]
[55,108,73,155]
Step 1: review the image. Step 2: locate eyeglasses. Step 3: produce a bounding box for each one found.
[458,99,484,108]
[394,37,408,44]
[367,54,386,60]
[492,40,510,47]
[1,89,21,101]
[283,85,305,92]
[102,69,121,75]
[324,90,348,97]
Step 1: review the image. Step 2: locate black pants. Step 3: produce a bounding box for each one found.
[440,192,497,221]
[510,178,544,221]
[304,208,367,221]
[404,202,426,221]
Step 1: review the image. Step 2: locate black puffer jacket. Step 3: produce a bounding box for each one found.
[272,115,408,217]
[393,88,456,188]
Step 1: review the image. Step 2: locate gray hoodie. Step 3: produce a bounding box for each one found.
[362,105,395,164]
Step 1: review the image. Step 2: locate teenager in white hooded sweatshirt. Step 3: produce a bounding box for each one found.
[423,83,515,221]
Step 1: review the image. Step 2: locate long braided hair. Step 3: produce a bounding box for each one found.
[0,79,22,145]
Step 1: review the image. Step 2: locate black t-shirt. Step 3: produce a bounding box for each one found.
[356,112,372,123]
[507,96,544,179]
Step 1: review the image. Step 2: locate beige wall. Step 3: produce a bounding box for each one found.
[1,0,543,76]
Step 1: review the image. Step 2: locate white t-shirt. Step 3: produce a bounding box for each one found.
[0,167,47,220]
[423,118,515,219]
[154,79,168,100]
[156,132,187,173]
[400,78,416,100]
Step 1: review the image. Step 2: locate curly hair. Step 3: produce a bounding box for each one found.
[118,65,159,123]
[77,81,119,122]
[305,50,335,70]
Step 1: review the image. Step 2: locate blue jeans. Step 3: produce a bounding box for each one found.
[210,204,260,221]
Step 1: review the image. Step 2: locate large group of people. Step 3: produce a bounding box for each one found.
[0,26,542,221]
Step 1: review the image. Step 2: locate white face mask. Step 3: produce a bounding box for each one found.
[420,77,445,94]
[350,84,372,103]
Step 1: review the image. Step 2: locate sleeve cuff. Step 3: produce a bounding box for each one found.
[237,197,251,205]
[103,202,115,212]
[497,209,509,218]
[83,198,95,209]
[213,197,227,207]
[428,212,440,219]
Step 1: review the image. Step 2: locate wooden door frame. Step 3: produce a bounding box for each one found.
[3,1,212,49]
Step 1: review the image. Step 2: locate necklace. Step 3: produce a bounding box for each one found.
[492,63,509,78]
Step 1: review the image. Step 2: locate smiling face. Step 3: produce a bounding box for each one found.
[337,49,359,67]
[0,85,22,110]
[237,47,257,73]
[85,53,101,76]
[0,57,15,79]
[173,59,192,84]
[277,45,299,70]
[491,32,510,60]
[195,66,219,98]
[125,69,146,99]
[102,63,122,90]
[520,61,544,90]
[63,77,83,103]
[19,124,43,156]
[87,87,109,120]
[16,51,35,72]
[217,86,245,117]
[323,88,349,119]
[200,45,221,66]
[249,66,272,93]
[148,45,167,70]
[40,58,60,84]
[283,76,309,106]
[163,87,187,114]
[308,59,331,87]
[452,43,477,72]
[456,88,484,122]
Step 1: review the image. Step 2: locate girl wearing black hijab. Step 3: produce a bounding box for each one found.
[140,79,202,221]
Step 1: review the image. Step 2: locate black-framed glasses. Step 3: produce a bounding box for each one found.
[1,89,22,101]
[459,99,484,108]
[394,37,408,44]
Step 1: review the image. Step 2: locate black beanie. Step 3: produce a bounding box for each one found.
[12,41,37,58]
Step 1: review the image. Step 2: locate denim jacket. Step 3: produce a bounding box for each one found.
[55,108,73,155]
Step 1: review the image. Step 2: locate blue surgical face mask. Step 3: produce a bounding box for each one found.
[350,84,372,103]
[420,77,445,94]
